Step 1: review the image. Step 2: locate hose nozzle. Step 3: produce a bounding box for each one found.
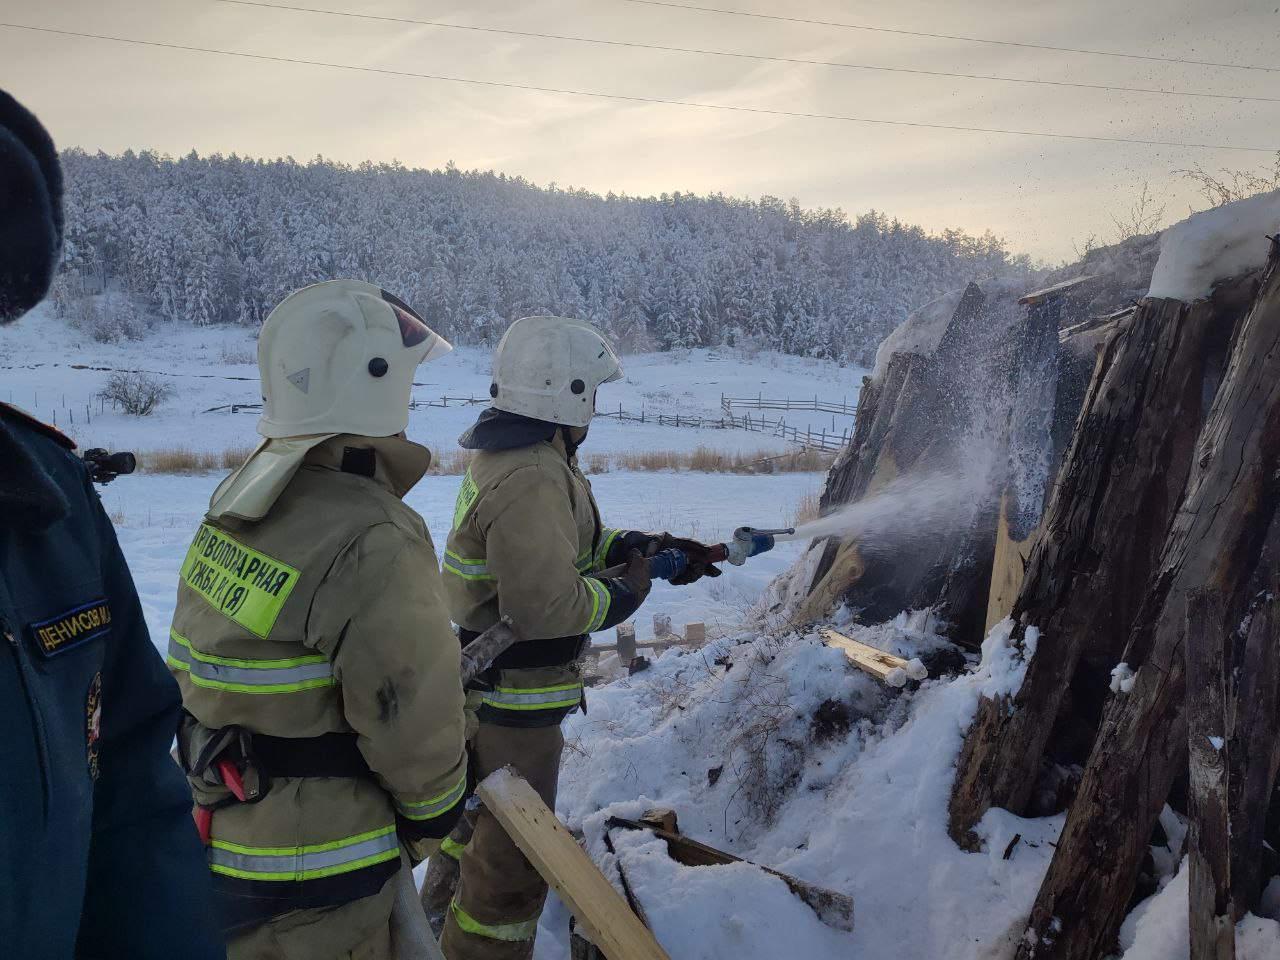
[726,526,795,565]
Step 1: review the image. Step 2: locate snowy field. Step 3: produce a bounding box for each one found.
[0,302,863,459]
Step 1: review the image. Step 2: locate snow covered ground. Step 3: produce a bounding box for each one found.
[546,616,1280,960]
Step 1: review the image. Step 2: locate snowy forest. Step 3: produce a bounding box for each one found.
[52,149,1034,364]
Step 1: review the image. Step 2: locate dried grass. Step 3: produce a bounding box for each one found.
[587,446,831,475]
[790,491,821,528]
[427,448,475,476]
[139,445,254,474]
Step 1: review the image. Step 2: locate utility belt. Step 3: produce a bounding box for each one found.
[459,629,588,728]
[458,627,588,671]
[178,713,374,829]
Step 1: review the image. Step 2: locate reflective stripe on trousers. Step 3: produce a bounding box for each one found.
[439,835,468,861]
[449,899,539,943]
[480,681,584,713]
[167,630,335,694]
[208,825,399,881]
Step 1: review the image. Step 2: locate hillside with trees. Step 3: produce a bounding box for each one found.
[53,149,1034,363]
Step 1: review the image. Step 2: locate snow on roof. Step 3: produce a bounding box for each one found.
[1148,188,1280,302]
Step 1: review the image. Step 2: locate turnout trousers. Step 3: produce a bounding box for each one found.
[227,876,396,960]
[438,721,565,960]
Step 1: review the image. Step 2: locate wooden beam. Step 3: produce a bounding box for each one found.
[607,817,854,932]
[820,628,907,683]
[1185,589,1237,960]
[476,767,671,960]
[1018,274,1099,306]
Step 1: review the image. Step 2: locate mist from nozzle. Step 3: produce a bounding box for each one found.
[778,468,991,550]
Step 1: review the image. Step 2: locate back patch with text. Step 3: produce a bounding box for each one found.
[179,523,300,637]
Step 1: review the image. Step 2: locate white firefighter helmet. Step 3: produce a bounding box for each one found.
[490,315,622,428]
[257,279,451,438]
[208,280,450,520]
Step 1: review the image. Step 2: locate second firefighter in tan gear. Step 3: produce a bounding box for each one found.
[168,281,469,960]
[430,316,721,959]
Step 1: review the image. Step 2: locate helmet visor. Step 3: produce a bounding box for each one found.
[381,289,452,362]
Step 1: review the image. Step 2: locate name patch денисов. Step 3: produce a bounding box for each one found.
[29,599,111,657]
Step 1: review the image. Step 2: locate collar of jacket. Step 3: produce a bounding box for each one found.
[458,407,559,451]
[302,433,432,499]
[0,420,71,530]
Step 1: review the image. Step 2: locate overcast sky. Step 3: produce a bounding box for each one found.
[3,0,1277,262]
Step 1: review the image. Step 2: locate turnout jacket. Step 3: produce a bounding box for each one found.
[0,404,223,960]
[444,424,649,726]
[169,434,468,933]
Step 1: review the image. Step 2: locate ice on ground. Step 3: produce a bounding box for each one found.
[1147,189,1280,302]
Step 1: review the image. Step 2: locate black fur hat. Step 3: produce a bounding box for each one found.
[0,88,63,323]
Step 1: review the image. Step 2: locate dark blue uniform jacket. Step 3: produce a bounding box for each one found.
[0,404,224,959]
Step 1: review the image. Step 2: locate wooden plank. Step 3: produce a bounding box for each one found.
[477,767,671,960]
[1185,589,1237,960]
[821,628,907,682]
[607,817,854,933]
[984,490,1036,635]
[1018,274,1099,306]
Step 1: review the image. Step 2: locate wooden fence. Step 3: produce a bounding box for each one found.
[720,393,857,418]
[200,395,853,452]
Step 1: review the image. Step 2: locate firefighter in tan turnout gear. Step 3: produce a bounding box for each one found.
[168,280,469,960]
[429,316,722,959]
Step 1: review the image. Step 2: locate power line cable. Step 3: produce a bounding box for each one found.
[1,21,1275,153]
[618,0,1280,74]
[214,0,1280,104]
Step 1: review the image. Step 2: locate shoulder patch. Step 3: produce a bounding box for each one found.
[0,402,76,449]
[179,522,300,637]
[452,469,480,531]
[29,599,112,657]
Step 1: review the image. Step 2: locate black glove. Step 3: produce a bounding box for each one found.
[656,533,723,586]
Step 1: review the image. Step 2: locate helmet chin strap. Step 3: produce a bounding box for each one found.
[561,424,589,458]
